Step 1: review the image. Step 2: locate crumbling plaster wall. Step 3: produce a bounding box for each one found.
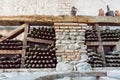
[0,0,119,16]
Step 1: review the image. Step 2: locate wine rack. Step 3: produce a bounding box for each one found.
[85,29,120,42]
[0,54,21,68]
[28,27,55,40]
[105,54,120,67]
[25,45,57,68]
[88,52,103,67]
[0,39,23,50]
[25,26,57,68]
[101,29,120,41]
[0,38,22,68]
[85,30,98,41]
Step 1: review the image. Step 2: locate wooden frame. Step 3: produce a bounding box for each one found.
[0,15,120,68]
[0,15,120,26]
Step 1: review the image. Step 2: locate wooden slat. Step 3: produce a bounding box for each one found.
[0,23,28,42]
[27,37,54,44]
[95,24,106,67]
[0,50,22,54]
[0,15,120,26]
[21,23,29,68]
[86,42,117,46]
[36,71,107,80]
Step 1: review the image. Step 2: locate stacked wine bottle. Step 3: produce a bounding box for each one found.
[88,51,103,68]
[0,39,23,50]
[25,27,57,68]
[106,54,120,67]
[0,54,21,68]
[28,27,55,40]
[25,44,57,68]
[85,29,120,42]
[0,38,22,68]
[101,29,120,41]
[85,30,98,41]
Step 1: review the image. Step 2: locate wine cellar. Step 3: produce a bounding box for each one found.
[0,15,120,70]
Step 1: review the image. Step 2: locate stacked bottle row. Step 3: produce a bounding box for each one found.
[0,54,21,68]
[25,44,57,68]
[105,54,120,67]
[85,29,120,41]
[0,39,23,50]
[88,52,103,67]
[27,27,56,40]
[101,29,120,41]
[85,30,98,41]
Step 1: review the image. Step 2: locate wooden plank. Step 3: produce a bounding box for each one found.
[21,23,29,68]
[95,24,106,67]
[0,50,22,54]
[27,37,54,44]
[0,15,120,26]
[0,23,28,42]
[36,71,107,80]
[86,42,117,46]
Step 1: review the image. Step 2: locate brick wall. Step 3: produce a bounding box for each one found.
[54,23,87,61]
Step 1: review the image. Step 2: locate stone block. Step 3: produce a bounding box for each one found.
[77,30,86,32]
[55,29,64,32]
[60,26,69,29]
[56,35,64,40]
[64,29,70,32]
[76,62,92,71]
[72,26,82,29]
[63,32,69,35]
[65,50,74,53]
[79,32,85,36]
[61,40,71,44]
[68,43,81,50]
[56,44,68,50]
[54,26,60,29]
[70,29,77,32]
[56,40,61,44]
[70,32,78,36]
[76,36,85,40]
[69,36,76,40]
[81,44,87,50]
[56,62,74,71]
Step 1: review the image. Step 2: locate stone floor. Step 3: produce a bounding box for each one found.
[0,69,120,80]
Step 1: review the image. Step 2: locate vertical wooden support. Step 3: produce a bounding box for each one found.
[21,23,30,68]
[95,24,106,67]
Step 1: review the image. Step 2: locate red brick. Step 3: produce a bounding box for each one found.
[54,26,60,29]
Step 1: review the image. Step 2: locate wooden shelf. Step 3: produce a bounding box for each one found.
[0,50,22,54]
[27,37,54,44]
[86,41,117,46]
[0,15,120,26]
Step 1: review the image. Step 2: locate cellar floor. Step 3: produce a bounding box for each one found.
[0,69,120,80]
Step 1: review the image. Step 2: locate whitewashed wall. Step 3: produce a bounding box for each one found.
[0,0,119,16]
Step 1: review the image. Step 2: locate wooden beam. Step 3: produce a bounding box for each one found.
[21,23,29,68]
[36,71,107,80]
[95,24,106,67]
[0,23,28,42]
[86,42,117,46]
[0,15,120,26]
[27,37,54,44]
[0,50,22,54]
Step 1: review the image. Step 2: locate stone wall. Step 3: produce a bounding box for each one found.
[54,23,87,61]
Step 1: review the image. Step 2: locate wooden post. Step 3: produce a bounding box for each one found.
[21,23,30,68]
[95,24,106,67]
